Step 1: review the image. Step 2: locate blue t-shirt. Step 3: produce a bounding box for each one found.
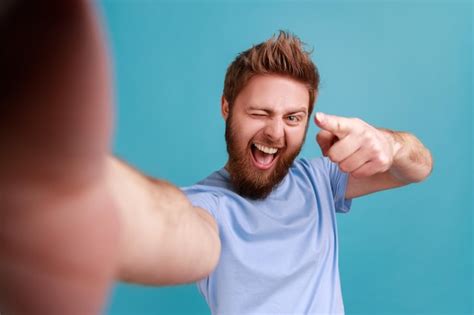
[182,157,352,315]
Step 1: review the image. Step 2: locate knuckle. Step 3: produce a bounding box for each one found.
[370,139,382,152]
[360,129,371,141]
[339,163,349,173]
[372,156,383,167]
[373,147,383,157]
[328,152,339,163]
[352,118,367,130]
[366,143,376,155]
[376,154,390,166]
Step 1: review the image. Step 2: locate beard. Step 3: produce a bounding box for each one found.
[225,112,306,200]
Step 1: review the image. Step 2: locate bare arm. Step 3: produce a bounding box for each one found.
[107,157,220,285]
[345,129,433,199]
[315,113,433,199]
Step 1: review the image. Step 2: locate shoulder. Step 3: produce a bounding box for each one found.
[181,169,229,199]
[288,157,346,194]
[291,156,332,178]
[181,169,232,219]
[292,157,352,213]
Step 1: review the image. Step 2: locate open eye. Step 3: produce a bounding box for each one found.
[286,115,301,124]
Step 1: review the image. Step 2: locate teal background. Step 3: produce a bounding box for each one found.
[99,0,472,314]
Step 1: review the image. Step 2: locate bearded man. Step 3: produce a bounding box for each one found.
[1,1,432,314]
[182,31,433,314]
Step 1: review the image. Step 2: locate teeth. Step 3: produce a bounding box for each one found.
[254,143,278,154]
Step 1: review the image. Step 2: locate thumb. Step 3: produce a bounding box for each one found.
[316,130,338,156]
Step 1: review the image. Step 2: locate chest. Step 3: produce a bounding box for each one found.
[215,194,337,281]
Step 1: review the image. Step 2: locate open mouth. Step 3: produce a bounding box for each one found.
[250,143,280,170]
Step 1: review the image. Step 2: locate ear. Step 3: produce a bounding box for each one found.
[221,96,230,121]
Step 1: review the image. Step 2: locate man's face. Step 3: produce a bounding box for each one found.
[223,74,310,199]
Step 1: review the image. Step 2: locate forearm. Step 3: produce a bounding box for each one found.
[106,156,220,285]
[382,129,433,183]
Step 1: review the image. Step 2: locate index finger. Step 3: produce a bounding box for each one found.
[314,112,352,138]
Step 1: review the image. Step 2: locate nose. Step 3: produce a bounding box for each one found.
[263,118,285,142]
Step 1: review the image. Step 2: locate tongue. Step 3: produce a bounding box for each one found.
[254,148,274,165]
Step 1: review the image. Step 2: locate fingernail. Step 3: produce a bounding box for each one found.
[316,112,325,123]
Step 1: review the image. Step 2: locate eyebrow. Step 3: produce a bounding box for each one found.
[247,105,308,115]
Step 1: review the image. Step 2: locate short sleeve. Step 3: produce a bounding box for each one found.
[181,185,219,219]
[323,157,352,213]
[307,157,352,213]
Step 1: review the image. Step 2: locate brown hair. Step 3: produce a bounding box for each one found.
[223,30,319,115]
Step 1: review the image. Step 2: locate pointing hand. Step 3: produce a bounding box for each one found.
[314,112,400,178]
